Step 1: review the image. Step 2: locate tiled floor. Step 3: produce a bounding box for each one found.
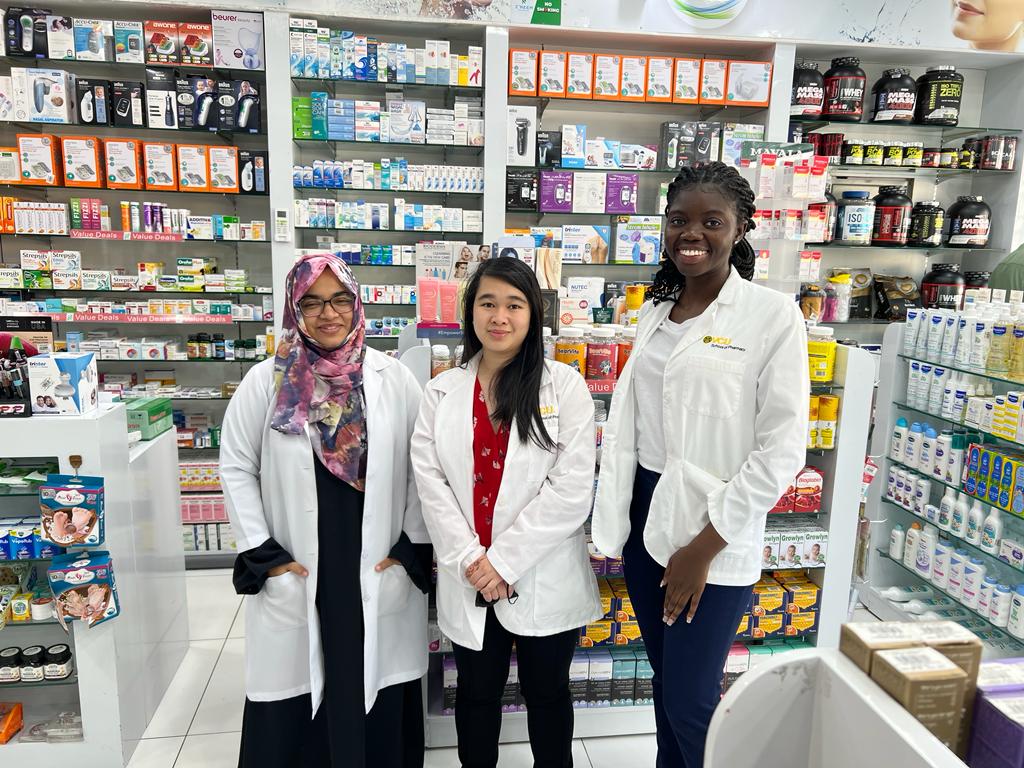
[126,569,661,768]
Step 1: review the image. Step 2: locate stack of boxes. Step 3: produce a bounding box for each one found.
[179,461,221,493]
[175,411,220,449]
[292,159,484,194]
[580,577,642,648]
[722,640,810,695]
[294,95,483,146]
[964,443,1024,520]
[737,573,822,641]
[762,518,829,570]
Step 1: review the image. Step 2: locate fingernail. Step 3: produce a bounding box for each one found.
[659,580,665,588]
[686,617,692,624]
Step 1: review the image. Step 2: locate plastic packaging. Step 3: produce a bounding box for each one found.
[554,327,587,373]
[921,264,964,311]
[966,499,985,546]
[991,584,1013,627]
[946,548,968,600]
[908,201,944,247]
[1009,585,1024,639]
[915,66,964,126]
[916,525,937,579]
[891,417,909,460]
[807,326,836,383]
[904,523,922,568]
[982,507,1003,554]
[938,488,957,532]
[791,61,825,119]
[946,196,992,249]
[979,576,999,618]
[542,327,555,360]
[836,191,874,245]
[872,68,917,123]
[823,57,866,121]
[904,422,924,468]
[988,313,1014,374]
[586,328,618,380]
[932,538,952,589]
[878,584,933,601]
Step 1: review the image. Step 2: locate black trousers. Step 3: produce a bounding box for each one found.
[452,608,579,768]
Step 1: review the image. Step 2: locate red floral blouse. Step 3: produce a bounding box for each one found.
[472,378,510,549]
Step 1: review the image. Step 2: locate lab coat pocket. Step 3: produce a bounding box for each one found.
[526,421,559,483]
[378,563,412,616]
[681,356,745,418]
[532,533,590,623]
[259,571,307,630]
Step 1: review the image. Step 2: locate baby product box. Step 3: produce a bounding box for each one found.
[211,11,265,71]
[45,16,74,60]
[47,550,120,629]
[27,352,98,415]
[39,473,104,547]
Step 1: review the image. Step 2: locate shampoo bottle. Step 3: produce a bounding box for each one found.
[982,507,1003,554]
[919,427,938,476]
[891,417,909,461]
[938,487,956,532]
[905,422,924,468]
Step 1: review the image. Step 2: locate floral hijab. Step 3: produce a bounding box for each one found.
[271,253,367,491]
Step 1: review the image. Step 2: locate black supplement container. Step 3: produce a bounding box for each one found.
[872,186,913,246]
[823,57,866,122]
[871,68,917,123]
[915,66,964,126]
[791,61,825,119]
[946,195,992,248]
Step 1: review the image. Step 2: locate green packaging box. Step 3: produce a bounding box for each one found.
[126,397,173,440]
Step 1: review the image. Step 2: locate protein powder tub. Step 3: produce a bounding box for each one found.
[43,644,73,680]
[20,645,44,683]
[947,195,992,248]
[940,149,959,168]
[872,186,913,246]
[791,61,825,118]
[0,647,20,683]
[922,148,941,167]
[908,201,945,247]
[915,66,964,126]
[965,271,991,289]
[1004,136,1018,170]
[864,140,885,166]
[960,140,980,170]
[842,139,864,165]
[884,142,905,166]
[922,264,966,310]
[823,57,866,122]
[981,135,1006,171]
[871,68,917,123]
[904,142,924,167]
[836,191,875,245]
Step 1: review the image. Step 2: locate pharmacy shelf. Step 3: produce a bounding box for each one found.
[887,457,963,498]
[893,400,1024,458]
[2,231,270,246]
[1,617,62,627]
[0,53,266,80]
[828,165,1015,180]
[0,121,266,142]
[586,380,616,395]
[0,488,44,497]
[11,288,271,297]
[97,358,263,365]
[294,226,480,235]
[183,550,235,570]
[875,548,1024,649]
[814,243,1000,253]
[898,352,1024,389]
[508,210,656,218]
[0,182,269,197]
[168,395,233,401]
[508,165,675,175]
[176,447,220,453]
[291,77,482,96]
[294,187,482,198]
[294,138,484,155]
[26,313,268,325]
[792,120,1022,142]
[1,673,78,689]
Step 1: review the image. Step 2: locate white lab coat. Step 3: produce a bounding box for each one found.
[219,350,428,715]
[592,268,809,586]
[411,356,602,651]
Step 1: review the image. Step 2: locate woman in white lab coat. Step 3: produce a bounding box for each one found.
[220,252,429,768]
[592,163,809,768]
[411,257,601,768]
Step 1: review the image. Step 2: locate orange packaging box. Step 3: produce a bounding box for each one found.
[208,146,239,193]
[16,134,62,186]
[726,60,773,107]
[103,138,143,189]
[177,144,210,192]
[700,59,728,105]
[619,55,647,102]
[61,136,103,188]
[0,701,23,745]
[0,147,19,184]
[538,50,567,98]
[0,196,14,232]
[566,52,594,99]
[646,56,674,103]
[673,57,701,104]
[142,142,177,190]
[509,48,538,96]
[593,54,621,100]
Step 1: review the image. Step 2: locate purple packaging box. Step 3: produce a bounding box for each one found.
[969,692,1024,768]
[978,659,1024,695]
[539,170,574,213]
[605,173,639,214]
[606,557,624,577]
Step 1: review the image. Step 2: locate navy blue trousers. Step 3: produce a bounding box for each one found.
[623,465,754,768]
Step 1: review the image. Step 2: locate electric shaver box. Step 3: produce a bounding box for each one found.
[536,131,562,168]
[75,79,111,126]
[110,81,145,128]
[144,69,178,130]
[5,8,49,58]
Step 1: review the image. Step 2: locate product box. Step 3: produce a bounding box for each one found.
[572,172,606,214]
[594,54,621,101]
[646,56,674,103]
[588,650,613,708]
[506,169,538,211]
[0,78,13,122]
[538,50,566,98]
[536,130,562,168]
[610,648,637,707]
[569,651,589,707]
[177,145,210,191]
[217,80,260,133]
[27,352,98,415]
[761,528,782,568]
[700,59,728,105]
[178,23,213,67]
[784,610,819,637]
[751,579,787,616]
[142,142,176,190]
[0,146,21,182]
[208,146,239,193]
[113,20,144,64]
[16,134,61,185]
[694,121,722,167]
[508,48,538,96]
[727,60,773,107]
[561,124,586,169]
[144,69,178,130]
[562,224,611,264]
[47,550,120,628]
[39,473,105,546]
[238,149,268,195]
[125,397,173,440]
[579,620,614,648]
[73,18,113,62]
[752,612,784,640]
[539,170,573,214]
[506,105,537,166]
[75,79,111,126]
[176,76,217,131]
[11,68,74,123]
[794,465,823,514]
[840,622,922,674]
[724,644,750,692]
[61,137,102,188]
[613,216,661,264]
[721,122,766,166]
[45,16,74,60]
[567,52,594,99]
[619,56,647,102]
[659,121,694,170]
[5,8,49,57]
[210,9,264,71]
[111,81,145,128]
[673,58,701,104]
[104,138,142,189]
[870,647,967,750]
[605,173,638,214]
[144,20,179,65]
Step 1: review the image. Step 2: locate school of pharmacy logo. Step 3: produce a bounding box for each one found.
[703,335,746,352]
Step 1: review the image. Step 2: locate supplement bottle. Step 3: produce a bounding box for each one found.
[872,186,912,246]
[965,271,991,290]
[836,191,874,245]
[908,201,945,247]
[889,524,906,560]
[817,395,839,449]
[823,57,866,121]
[904,142,924,167]
[947,196,992,248]
[542,327,555,360]
[554,327,587,373]
[807,326,836,383]
[430,345,452,378]
[0,647,20,683]
[841,139,864,165]
[617,327,635,374]
[791,61,825,118]
[884,142,905,167]
[586,328,618,381]
[1008,585,1024,639]
[212,333,226,360]
[20,645,44,682]
[921,264,965,311]
[991,584,1013,627]
[915,66,964,126]
[43,644,72,680]
[872,68,917,123]
[864,140,885,166]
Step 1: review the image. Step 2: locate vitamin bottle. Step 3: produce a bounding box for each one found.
[586,328,619,381]
[554,328,587,373]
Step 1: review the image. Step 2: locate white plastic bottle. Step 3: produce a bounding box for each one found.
[961,558,987,610]
[940,311,960,363]
[889,524,906,560]
[915,365,933,410]
[921,607,971,620]
[886,465,898,501]
[928,368,949,415]
[966,500,985,546]
[904,307,923,356]
[947,438,968,486]
[891,417,910,461]
[919,428,938,477]
[932,431,951,482]
[991,584,1013,628]
[1007,585,1024,639]
[951,492,970,538]
[904,523,923,569]
[971,317,992,368]
[907,360,922,406]
[916,525,937,580]
[895,470,909,508]
[955,313,976,367]
[947,548,968,600]
[879,584,934,602]
[927,310,947,357]
[988,311,1014,373]
[914,477,932,517]
[925,503,940,526]
[937,488,956,532]
[952,382,973,425]
[932,538,952,589]
[895,596,957,614]
[978,575,999,617]
[982,508,1003,555]
[905,422,925,468]
[941,374,960,420]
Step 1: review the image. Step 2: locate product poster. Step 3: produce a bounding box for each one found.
[334,0,510,21]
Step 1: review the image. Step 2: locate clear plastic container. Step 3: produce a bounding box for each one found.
[586,328,618,380]
[555,327,587,373]
[542,327,555,360]
[807,326,837,383]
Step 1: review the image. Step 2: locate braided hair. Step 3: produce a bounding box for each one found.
[648,162,757,305]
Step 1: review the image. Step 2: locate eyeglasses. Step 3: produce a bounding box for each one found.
[298,293,356,317]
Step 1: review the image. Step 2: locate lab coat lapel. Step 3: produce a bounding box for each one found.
[440,364,478,521]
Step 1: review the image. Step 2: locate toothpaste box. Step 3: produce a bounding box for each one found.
[47,549,120,628]
[39,473,105,547]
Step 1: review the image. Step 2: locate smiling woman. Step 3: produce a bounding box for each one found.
[952,0,1024,51]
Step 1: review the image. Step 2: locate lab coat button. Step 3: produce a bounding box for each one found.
[362,593,370,603]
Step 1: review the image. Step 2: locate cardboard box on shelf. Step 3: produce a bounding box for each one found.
[16,133,61,186]
[567,52,594,99]
[727,60,773,108]
[178,22,213,67]
[60,136,102,188]
[593,54,621,101]
[673,58,701,104]
[177,145,210,192]
[538,50,566,98]
[211,10,264,71]
[103,138,142,190]
[700,59,728,105]
[145,20,179,65]
[509,48,538,97]
[619,56,647,102]
[142,142,176,190]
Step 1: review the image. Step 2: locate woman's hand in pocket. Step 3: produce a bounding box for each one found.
[268,561,308,578]
[375,558,401,572]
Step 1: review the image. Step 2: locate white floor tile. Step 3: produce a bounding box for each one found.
[187,571,242,641]
[144,640,224,739]
[424,740,591,768]
[228,599,245,639]
[584,734,659,768]
[127,736,184,768]
[174,732,241,768]
[189,638,245,735]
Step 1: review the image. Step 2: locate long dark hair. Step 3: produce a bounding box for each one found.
[648,162,757,305]
[460,257,554,450]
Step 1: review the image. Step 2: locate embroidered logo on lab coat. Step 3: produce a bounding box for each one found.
[702,336,747,353]
[540,404,557,420]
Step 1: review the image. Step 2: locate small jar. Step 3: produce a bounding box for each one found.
[30,596,53,621]
[554,328,587,373]
[959,145,978,170]
[903,142,924,167]
[883,141,905,166]
[186,334,199,360]
[212,334,226,360]
[0,647,21,683]
[922,147,942,168]
[981,135,1006,171]
[19,645,45,683]
[842,139,864,165]
[586,328,618,381]
[196,333,212,359]
[864,141,885,166]
[245,339,258,360]
[43,644,73,680]
[940,148,959,168]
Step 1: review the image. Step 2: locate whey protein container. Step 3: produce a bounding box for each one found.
[908,201,945,247]
[922,263,966,310]
[791,61,825,119]
[871,68,917,123]
[823,57,866,122]
[946,195,992,248]
[836,191,874,245]
[915,66,964,126]
[872,186,913,246]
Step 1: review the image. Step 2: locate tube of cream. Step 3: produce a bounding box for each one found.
[418,278,439,323]
[438,281,459,324]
